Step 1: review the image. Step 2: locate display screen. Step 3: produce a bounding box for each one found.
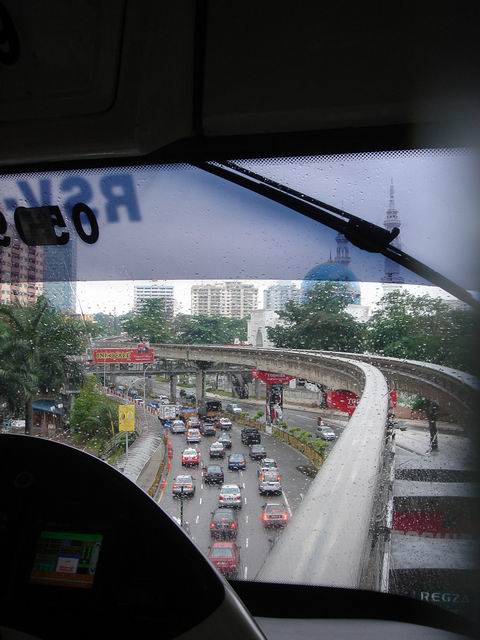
[30,531,103,589]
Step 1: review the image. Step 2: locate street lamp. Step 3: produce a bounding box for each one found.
[178,486,187,528]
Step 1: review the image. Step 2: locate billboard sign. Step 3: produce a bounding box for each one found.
[92,344,154,364]
[119,405,135,432]
[326,389,398,415]
[252,369,295,385]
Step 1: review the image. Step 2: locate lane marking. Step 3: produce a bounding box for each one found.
[242,482,246,489]
[246,515,249,524]
[195,515,200,524]
[300,492,304,500]
[282,490,293,517]
[201,483,204,490]
[199,497,203,505]
[244,566,248,579]
[246,537,249,548]
[244,497,247,504]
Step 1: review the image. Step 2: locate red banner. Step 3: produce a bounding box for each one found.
[252,368,295,385]
[326,389,358,416]
[326,389,398,415]
[92,345,154,364]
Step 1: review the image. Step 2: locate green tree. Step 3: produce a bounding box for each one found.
[172,314,247,344]
[365,290,479,374]
[0,297,89,433]
[267,282,364,351]
[122,299,171,343]
[70,376,118,442]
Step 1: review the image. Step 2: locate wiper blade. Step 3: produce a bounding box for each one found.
[192,160,480,312]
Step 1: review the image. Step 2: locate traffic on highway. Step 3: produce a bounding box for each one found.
[158,411,314,580]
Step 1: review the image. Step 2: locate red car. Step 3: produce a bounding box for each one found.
[208,541,240,578]
[261,503,289,528]
[181,448,200,467]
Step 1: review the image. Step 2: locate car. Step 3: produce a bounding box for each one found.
[258,467,281,483]
[228,453,246,471]
[147,401,160,409]
[163,419,173,429]
[207,541,240,578]
[209,509,238,539]
[315,426,336,441]
[171,420,186,434]
[181,448,200,467]
[249,444,267,460]
[186,428,201,444]
[217,433,232,449]
[225,403,242,415]
[203,465,224,485]
[187,417,202,429]
[258,471,283,496]
[216,417,232,430]
[218,484,242,509]
[209,441,225,459]
[257,458,277,475]
[261,502,290,528]
[172,474,195,497]
[241,428,261,445]
[185,393,197,403]
[200,422,217,437]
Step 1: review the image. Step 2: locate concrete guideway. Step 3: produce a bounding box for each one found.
[257,358,389,587]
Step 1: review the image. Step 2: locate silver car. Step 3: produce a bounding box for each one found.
[315,426,336,441]
[218,484,242,509]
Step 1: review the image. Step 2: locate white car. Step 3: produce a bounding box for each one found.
[225,403,242,415]
[218,417,232,430]
[171,420,186,434]
[218,484,242,509]
[186,428,201,444]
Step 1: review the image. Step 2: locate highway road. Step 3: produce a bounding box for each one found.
[157,418,314,581]
[117,375,348,443]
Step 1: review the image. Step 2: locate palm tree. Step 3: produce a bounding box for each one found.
[0,297,86,434]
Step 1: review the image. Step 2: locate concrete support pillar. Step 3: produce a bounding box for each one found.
[170,374,177,402]
[254,378,261,399]
[426,400,439,451]
[195,370,205,403]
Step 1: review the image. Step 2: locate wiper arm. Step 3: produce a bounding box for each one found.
[192,160,480,312]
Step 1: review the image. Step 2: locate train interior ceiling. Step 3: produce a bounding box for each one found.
[0,2,479,640]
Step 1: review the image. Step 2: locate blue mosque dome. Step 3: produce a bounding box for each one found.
[301,235,361,305]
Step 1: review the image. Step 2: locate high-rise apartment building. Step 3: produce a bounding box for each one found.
[191,282,258,319]
[43,237,77,312]
[264,282,300,312]
[0,238,44,305]
[134,282,174,318]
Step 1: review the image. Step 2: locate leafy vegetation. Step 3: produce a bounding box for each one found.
[172,314,247,344]
[0,297,89,433]
[122,299,171,343]
[267,282,365,352]
[70,376,119,447]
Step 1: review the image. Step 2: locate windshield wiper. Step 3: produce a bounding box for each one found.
[192,160,480,312]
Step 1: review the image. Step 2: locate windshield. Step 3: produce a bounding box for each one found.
[0,150,478,623]
[211,547,234,558]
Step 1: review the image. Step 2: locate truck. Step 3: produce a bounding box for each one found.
[178,406,198,423]
[198,400,222,419]
[157,404,177,423]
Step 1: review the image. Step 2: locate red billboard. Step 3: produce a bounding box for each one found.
[252,369,295,385]
[326,389,359,415]
[326,389,398,415]
[92,344,154,364]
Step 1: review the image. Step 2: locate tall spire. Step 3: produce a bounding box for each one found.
[389,178,395,210]
[382,178,404,285]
